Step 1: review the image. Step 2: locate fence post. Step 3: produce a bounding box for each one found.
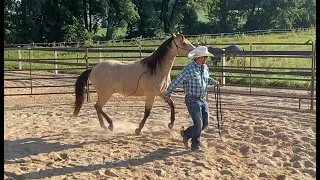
[85,47,90,102]
[221,49,226,85]
[99,48,102,63]
[243,43,248,70]
[54,50,58,74]
[28,48,33,95]
[310,41,316,110]
[249,43,252,94]
[139,36,142,60]
[77,52,79,63]
[18,46,22,70]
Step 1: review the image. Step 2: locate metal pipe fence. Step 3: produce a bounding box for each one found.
[4,42,316,109]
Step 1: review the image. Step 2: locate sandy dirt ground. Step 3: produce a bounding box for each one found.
[4,71,316,180]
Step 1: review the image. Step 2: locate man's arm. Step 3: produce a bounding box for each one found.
[166,66,189,97]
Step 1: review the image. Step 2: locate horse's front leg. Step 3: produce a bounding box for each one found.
[162,96,175,131]
[167,98,175,131]
[135,95,155,135]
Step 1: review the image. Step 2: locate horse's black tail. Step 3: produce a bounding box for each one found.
[73,69,92,116]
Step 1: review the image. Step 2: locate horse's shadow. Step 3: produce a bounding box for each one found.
[5,130,192,179]
[5,147,190,179]
[4,134,94,164]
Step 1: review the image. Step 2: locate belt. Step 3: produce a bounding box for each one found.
[185,94,206,100]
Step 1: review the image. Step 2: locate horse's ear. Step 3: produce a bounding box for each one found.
[171,33,176,37]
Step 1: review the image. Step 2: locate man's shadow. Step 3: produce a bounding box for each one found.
[5,147,190,179]
[4,134,95,164]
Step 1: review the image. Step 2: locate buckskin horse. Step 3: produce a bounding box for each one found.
[73,33,195,135]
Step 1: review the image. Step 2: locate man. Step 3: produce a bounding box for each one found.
[165,46,219,151]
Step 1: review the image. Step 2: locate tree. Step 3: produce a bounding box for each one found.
[159,0,191,33]
[15,0,46,43]
[105,0,139,40]
[3,0,317,43]
[128,0,163,38]
[81,0,108,33]
[4,0,18,43]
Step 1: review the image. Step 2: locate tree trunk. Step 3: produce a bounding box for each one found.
[127,23,133,37]
[168,0,178,32]
[21,0,28,43]
[106,25,114,40]
[83,0,88,31]
[246,0,256,28]
[160,0,170,33]
[89,0,92,32]
[219,0,227,32]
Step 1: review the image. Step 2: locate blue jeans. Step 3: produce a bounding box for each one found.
[183,97,209,149]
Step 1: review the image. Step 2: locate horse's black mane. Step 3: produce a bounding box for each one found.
[140,34,183,75]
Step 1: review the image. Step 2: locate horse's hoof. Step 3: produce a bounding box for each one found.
[108,125,114,131]
[135,128,141,135]
[168,123,174,131]
[101,125,108,130]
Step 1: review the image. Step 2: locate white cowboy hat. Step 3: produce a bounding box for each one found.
[188,46,214,59]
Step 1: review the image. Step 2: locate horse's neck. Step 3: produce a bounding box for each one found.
[156,52,176,78]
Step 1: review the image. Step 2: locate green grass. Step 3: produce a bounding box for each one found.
[94,27,128,40]
[96,28,107,37]
[4,29,316,88]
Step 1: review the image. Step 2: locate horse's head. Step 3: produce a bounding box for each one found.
[140,33,195,75]
[171,33,195,57]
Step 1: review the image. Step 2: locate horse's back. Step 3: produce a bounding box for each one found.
[208,46,222,54]
[225,45,244,51]
[91,60,140,76]
[208,47,222,61]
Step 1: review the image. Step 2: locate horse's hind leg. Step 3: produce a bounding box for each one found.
[94,93,114,131]
[135,95,155,135]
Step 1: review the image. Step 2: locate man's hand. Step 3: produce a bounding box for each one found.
[208,80,220,91]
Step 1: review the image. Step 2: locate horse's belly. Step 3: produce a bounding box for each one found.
[112,66,146,96]
[114,78,145,96]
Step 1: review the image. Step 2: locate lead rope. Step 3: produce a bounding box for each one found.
[218,84,223,132]
[214,83,223,138]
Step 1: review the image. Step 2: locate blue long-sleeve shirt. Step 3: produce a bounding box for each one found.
[166,61,215,97]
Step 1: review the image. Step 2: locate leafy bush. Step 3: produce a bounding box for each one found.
[62,24,93,43]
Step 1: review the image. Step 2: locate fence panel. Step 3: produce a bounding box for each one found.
[4,42,316,109]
